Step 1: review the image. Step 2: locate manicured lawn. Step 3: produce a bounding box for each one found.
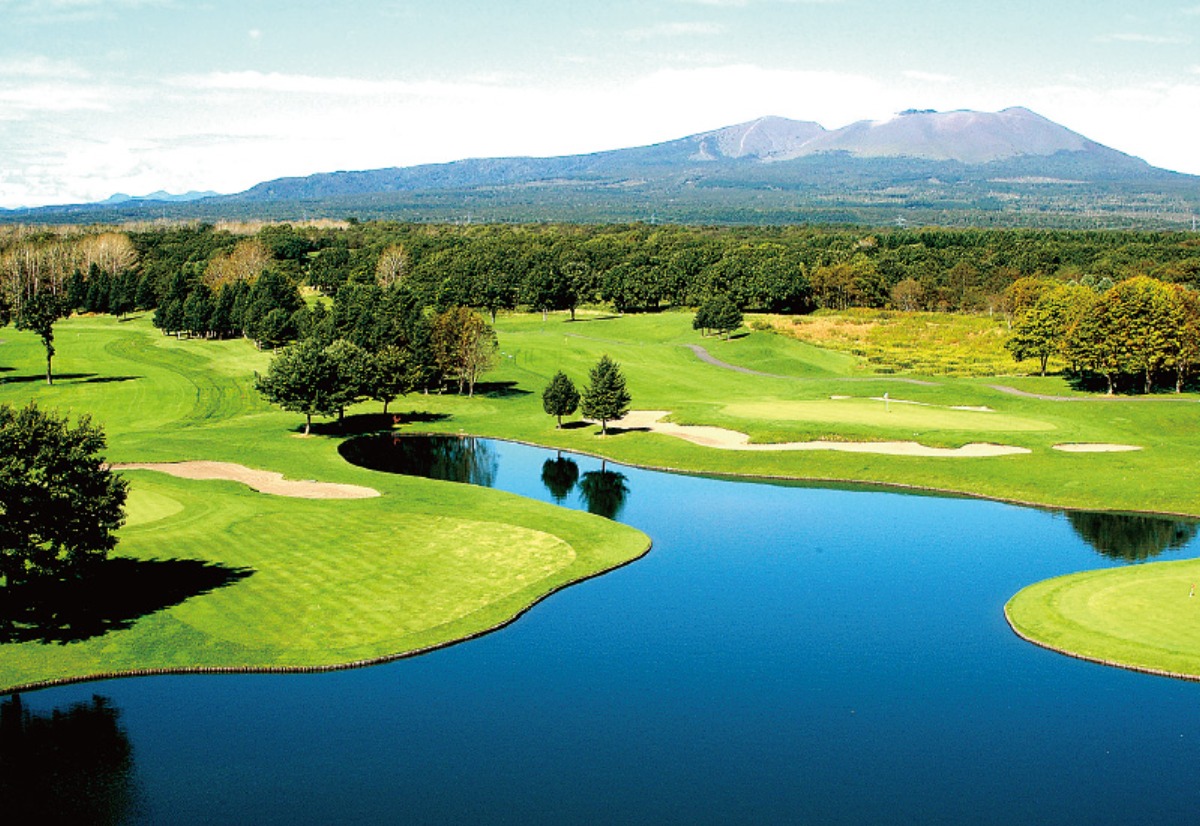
[1006,561,1200,679]
[3,308,1200,690]
[0,315,648,692]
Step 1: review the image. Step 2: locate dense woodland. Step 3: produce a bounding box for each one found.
[2,221,1200,394]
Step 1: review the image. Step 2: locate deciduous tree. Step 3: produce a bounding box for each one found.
[0,402,128,587]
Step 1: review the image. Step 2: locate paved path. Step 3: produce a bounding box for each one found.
[989,384,1197,403]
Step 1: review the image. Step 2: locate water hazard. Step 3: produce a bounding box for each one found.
[12,435,1200,824]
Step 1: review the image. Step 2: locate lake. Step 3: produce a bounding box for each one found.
[7,436,1200,824]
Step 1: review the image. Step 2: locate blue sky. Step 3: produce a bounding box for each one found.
[2,0,1198,207]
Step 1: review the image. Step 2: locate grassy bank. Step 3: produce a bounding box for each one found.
[0,316,648,692]
[1006,561,1200,680]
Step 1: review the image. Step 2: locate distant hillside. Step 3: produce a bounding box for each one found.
[5,108,1198,228]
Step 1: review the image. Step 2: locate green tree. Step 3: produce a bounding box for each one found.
[365,345,418,415]
[431,306,498,397]
[254,339,340,435]
[15,291,68,386]
[580,354,631,435]
[542,370,580,428]
[325,339,371,424]
[0,402,128,587]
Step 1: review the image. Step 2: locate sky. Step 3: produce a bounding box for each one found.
[2,0,1199,208]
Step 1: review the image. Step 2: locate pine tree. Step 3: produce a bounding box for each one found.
[542,370,580,428]
[580,355,631,435]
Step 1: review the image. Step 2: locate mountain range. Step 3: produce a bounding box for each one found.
[6,107,1199,228]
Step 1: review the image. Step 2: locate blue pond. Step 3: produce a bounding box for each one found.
[8,436,1200,824]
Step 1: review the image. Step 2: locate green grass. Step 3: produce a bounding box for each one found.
[1006,561,1200,679]
[400,310,1200,516]
[4,308,1200,689]
[0,315,648,691]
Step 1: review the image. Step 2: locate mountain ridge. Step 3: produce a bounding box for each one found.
[4,108,1197,228]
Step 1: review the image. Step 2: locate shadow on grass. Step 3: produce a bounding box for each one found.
[306,411,452,437]
[559,420,592,431]
[477,381,530,398]
[0,373,140,386]
[0,558,254,645]
[565,315,621,323]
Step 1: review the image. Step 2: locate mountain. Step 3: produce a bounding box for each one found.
[99,190,221,204]
[5,108,1198,228]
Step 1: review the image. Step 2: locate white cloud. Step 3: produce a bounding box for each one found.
[902,70,957,84]
[0,56,90,79]
[625,22,726,41]
[1095,33,1191,44]
[4,63,1200,208]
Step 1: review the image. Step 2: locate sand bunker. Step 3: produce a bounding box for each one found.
[112,461,381,499]
[1051,443,1143,453]
[610,411,1030,458]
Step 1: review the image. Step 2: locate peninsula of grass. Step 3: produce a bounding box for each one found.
[1005,561,1200,680]
[0,316,648,693]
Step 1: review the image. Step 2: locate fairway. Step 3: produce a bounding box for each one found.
[721,398,1056,433]
[1006,560,1200,679]
[0,315,649,692]
[4,309,1200,690]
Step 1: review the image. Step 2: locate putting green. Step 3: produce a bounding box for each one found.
[722,398,1056,433]
[1006,560,1200,679]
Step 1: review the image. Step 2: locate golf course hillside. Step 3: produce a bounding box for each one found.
[2,307,1199,690]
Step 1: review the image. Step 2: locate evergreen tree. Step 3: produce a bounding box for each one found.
[580,355,631,435]
[542,370,580,428]
[15,291,68,386]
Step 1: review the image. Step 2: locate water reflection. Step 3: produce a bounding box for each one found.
[578,469,631,520]
[541,456,580,503]
[0,694,138,824]
[1065,511,1200,562]
[339,434,498,487]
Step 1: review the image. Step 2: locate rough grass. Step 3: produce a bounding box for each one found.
[759,308,1055,377]
[0,315,648,691]
[1006,560,1200,679]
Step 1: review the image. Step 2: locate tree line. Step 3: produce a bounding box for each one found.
[4,220,1200,386]
[1005,274,1200,393]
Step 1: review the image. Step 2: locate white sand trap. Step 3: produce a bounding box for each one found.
[610,411,1030,458]
[111,461,381,499]
[1052,443,1143,453]
[871,397,995,413]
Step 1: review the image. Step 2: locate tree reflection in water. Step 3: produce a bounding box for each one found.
[540,456,580,503]
[339,434,498,487]
[0,694,139,824]
[1066,511,1199,562]
[578,467,630,521]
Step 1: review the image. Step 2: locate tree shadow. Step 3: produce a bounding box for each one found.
[83,376,141,385]
[604,425,651,435]
[565,315,620,323]
[0,373,140,386]
[559,420,591,430]
[0,558,254,644]
[477,381,530,398]
[306,410,452,437]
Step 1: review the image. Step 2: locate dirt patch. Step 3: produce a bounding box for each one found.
[111,461,381,499]
[611,411,1030,458]
[1051,443,1143,453]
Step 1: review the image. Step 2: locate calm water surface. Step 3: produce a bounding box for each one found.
[8,436,1200,824]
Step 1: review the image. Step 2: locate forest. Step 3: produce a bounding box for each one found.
[2,220,1200,396]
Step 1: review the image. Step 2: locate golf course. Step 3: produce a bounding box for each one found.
[2,307,1199,689]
